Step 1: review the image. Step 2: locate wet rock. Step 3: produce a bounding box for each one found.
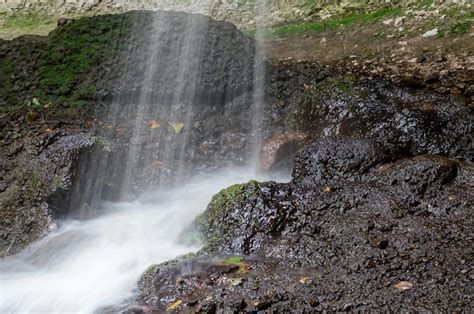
[292,138,388,185]
[138,136,473,311]
[0,129,97,256]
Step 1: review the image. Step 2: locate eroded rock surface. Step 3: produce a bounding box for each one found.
[0,108,99,256]
[134,64,473,311]
[135,140,473,312]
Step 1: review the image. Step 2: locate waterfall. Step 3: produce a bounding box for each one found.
[0,4,283,313]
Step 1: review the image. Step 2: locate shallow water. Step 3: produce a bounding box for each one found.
[0,168,286,314]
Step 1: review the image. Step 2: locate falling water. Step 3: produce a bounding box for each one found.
[0,169,286,313]
[0,3,275,313]
[249,0,268,163]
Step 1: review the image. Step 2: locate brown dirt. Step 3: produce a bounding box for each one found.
[264,23,474,98]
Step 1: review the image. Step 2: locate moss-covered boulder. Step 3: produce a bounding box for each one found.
[195,180,261,251]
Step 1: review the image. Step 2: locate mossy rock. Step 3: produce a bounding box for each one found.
[194,180,261,252]
[0,12,134,112]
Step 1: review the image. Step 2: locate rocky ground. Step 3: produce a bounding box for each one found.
[264,3,473,98]
[125,63,473,313]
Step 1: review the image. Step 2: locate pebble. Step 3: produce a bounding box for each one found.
[422,28,438,38]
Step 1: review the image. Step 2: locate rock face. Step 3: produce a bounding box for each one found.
[0,107,99,256]
[134,63,473,312]
[0,10,263,252]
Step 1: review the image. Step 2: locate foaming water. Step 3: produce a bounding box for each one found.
[0,168,288,314]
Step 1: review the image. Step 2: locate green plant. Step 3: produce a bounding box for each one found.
[259,7,404,38]
[450,22,471,34]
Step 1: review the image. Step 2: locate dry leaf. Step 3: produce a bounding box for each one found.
[26,111,37,123]
[230,278,243,286]
[394,281,413,291]
[299,277,311,284]
[169,122,184,134]
[236,263,250,275]
[166,300,183,311]
[323,186,332,193]
[147,120,161,129]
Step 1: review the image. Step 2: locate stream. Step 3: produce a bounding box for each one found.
[0,168,286,313]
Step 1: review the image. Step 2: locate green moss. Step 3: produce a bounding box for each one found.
[194,180,261,250]
[36,15,130,104]
[30,170,40,190]
[141,264,159,281]
[1,13,133,112]
[196,180,260,228]
[223,257,245,263]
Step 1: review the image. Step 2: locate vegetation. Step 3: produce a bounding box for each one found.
[264,7,404,37]
[0,13,132,112]
[0,12,57,39]
[195,180,261,250]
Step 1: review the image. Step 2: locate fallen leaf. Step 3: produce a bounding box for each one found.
[166,300,183,311]
[169,122,184,134]
[236,263,250,275]
[43,102,51,109]
[299,277,311,284]
[323,186,332,193]
[394,281,413,291]
[26,111,37,123]
[223,257,245,264]
[45,128,54,133]
[230,278,243,286]
[147,120,160,129]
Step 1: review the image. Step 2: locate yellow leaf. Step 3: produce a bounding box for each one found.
[394,281,413,291]
[166,300,183,311]
[230,278,243,286]
[323,186,332,193]
[299,277,310,284]
[147,120,161,129]
[236,263,250,275]
[169,122,184,134]
[26,111,37,123]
